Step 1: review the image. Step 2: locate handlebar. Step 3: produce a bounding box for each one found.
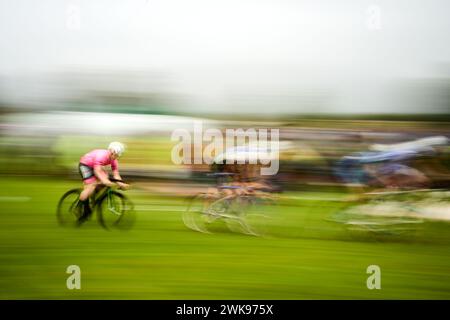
[207,172,235,177]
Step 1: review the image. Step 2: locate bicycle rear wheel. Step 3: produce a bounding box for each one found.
[97,191,135,230]
[57,188,83,227]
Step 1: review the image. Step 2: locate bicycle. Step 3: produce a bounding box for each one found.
[328,189,449,238]
[182,173,277,236]
[56,178,135,230]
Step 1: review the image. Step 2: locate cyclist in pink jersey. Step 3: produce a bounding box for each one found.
[78,142,129,221]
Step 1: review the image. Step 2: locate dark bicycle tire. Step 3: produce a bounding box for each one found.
[96,191,135,230]
[56,188,83,227]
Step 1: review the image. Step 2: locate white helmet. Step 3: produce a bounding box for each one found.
[108,141,125,157]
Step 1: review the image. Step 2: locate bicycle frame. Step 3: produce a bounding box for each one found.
[90,178,126,208]
[105,190,122,216]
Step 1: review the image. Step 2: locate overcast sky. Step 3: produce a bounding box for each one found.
[1,0,449,114]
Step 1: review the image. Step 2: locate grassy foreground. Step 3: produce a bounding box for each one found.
[0,177,449,299]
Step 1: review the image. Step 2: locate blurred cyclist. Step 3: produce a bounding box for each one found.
[334,148,429,193]
[335,135,450,194]
[208,146,276,196]
[78,141,129,222]
[370,135,450,188]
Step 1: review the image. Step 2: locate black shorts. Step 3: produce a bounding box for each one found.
[79,163,95,180]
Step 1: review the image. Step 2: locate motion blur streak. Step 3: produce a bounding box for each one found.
[0,0,450,299]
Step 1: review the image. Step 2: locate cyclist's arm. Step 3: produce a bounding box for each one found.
[94,165,114,187]
[111,159,122,180]
[111,161,129,189]
[112,169,122,181]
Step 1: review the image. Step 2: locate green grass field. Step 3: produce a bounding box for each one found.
[1,177,450,299]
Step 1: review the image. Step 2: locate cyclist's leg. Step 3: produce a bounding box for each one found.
[78,164,98,220]
[79,180,97,201]
[77,182,97,222]
[377,164,430,189]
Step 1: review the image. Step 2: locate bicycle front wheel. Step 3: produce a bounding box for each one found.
[225,195,277,236]
[97,191,135,230]
[183,193,224,233]
[331,201,424,239]
[56,188,83,227]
